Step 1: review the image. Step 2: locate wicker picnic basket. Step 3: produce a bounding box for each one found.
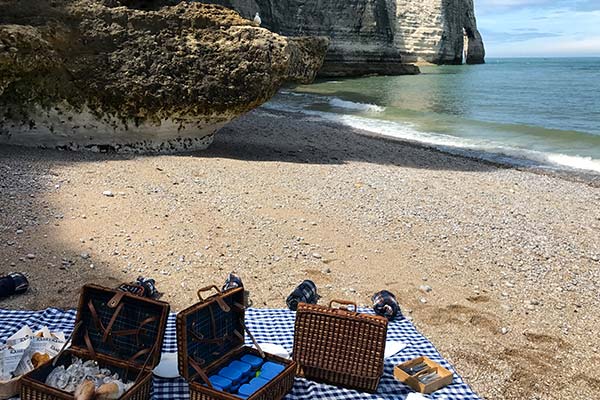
[293,300,388,393]
[176,285,296,400]
[0,377,19,400]
[20,284,170,400]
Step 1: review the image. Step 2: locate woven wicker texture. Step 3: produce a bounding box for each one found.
[293,301,388,392]
[188,347,295,400]
[21,378,151,400]
[20,284,169,400]
[177,286,295,400]
[20,349,153,400]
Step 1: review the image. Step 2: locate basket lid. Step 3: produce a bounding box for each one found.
[176,285,246,382]
[72,284,170,369]
[293,300,388,379]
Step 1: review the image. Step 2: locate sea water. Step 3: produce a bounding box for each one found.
[265,58,600,174]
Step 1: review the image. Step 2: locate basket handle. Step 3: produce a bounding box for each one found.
[197,285,221,301]
[197,285,230,312]
[329,299,358,313]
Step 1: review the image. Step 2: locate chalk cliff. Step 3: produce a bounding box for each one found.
[0,0,328,152]
[394,0,485,65]
[206,0,485,75]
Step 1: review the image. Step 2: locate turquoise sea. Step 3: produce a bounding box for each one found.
[267,58,600,173]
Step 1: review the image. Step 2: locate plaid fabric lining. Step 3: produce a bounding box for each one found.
[184,293,244,372]
[0,308,481,400]
[77,293,162,364]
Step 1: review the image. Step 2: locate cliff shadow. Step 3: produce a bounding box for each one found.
[199,109,499,173]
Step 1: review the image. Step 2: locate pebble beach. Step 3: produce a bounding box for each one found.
[1,108,599,399]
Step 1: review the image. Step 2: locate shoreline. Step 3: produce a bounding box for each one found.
[0,110,599,399]
[263,106,600,188]
[331,116,600,188]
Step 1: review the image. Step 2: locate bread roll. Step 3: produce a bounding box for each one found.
[95,381,124,399]
[31,352,50,368]
[74,379,95,400]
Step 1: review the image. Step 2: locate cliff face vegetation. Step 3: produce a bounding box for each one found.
[206,0,485,75]
[0,0,329,152]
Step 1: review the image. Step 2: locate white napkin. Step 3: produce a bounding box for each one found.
[252,343,290,359]
[153,353,179,378]
[406,393,429,400]
[384,341,407,359]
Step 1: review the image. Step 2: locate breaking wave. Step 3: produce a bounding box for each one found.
[328,98,385,113]
[263,100,600,174]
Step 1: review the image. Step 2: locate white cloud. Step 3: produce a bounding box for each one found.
[477,0,600,12]
[476,0,600,56]
[486,36,600,57]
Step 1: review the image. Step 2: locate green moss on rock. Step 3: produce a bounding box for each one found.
[0,0,329,152]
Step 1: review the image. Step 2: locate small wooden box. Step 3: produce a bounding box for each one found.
[293,300,388,393]
[394,356,453,394]
[176,285,296,400]
[20,284,170,400]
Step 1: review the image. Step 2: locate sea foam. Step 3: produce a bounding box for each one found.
[263,101,600,174]
[328,98,385,113]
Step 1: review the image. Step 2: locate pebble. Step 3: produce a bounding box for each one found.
[419,298,428,304]
[80,252,90,259]
[26,253,36,259]
[16,229,24,234]
[500,327,509,335]
[1,112,598,400]
[419,284,432,293]
[312,253,322,259]
[102,190,114,197]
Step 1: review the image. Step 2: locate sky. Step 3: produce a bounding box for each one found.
[475,0,600,57]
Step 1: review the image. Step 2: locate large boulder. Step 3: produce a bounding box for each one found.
[0,0,328,152]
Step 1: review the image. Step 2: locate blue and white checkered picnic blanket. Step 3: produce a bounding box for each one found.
[0,308,480,399]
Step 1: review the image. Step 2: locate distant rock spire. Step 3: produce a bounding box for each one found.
[253,12,261,26]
